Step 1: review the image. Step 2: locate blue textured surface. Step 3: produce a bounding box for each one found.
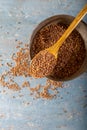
[0,0,87,130]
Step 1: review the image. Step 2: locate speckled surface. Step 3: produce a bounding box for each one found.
[0,0,87,130]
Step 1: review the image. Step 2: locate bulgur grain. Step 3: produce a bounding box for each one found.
[46,79,63,88]
[30,50,56,78]
[11,48,31,77]
[0,41,63,99]
[31,23,86,79]
[22,81,30,88]
[8,83,21,91]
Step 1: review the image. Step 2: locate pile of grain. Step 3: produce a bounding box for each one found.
[31,23,86,80]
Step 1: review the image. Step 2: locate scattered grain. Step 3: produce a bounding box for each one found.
[47,79,63,87]
[16,45,21,48]
[22,81,30,88]
[11,47,31,77]
[0,41,63,99]
[8,83,21,91]
[17,41,23,45]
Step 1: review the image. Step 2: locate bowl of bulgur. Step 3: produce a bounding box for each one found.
[30,15,87,81]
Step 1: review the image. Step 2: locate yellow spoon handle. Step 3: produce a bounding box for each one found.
[50,4,87,54]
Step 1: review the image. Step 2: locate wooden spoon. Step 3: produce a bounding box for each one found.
[47,4,87,58]
[30,4,87,78]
